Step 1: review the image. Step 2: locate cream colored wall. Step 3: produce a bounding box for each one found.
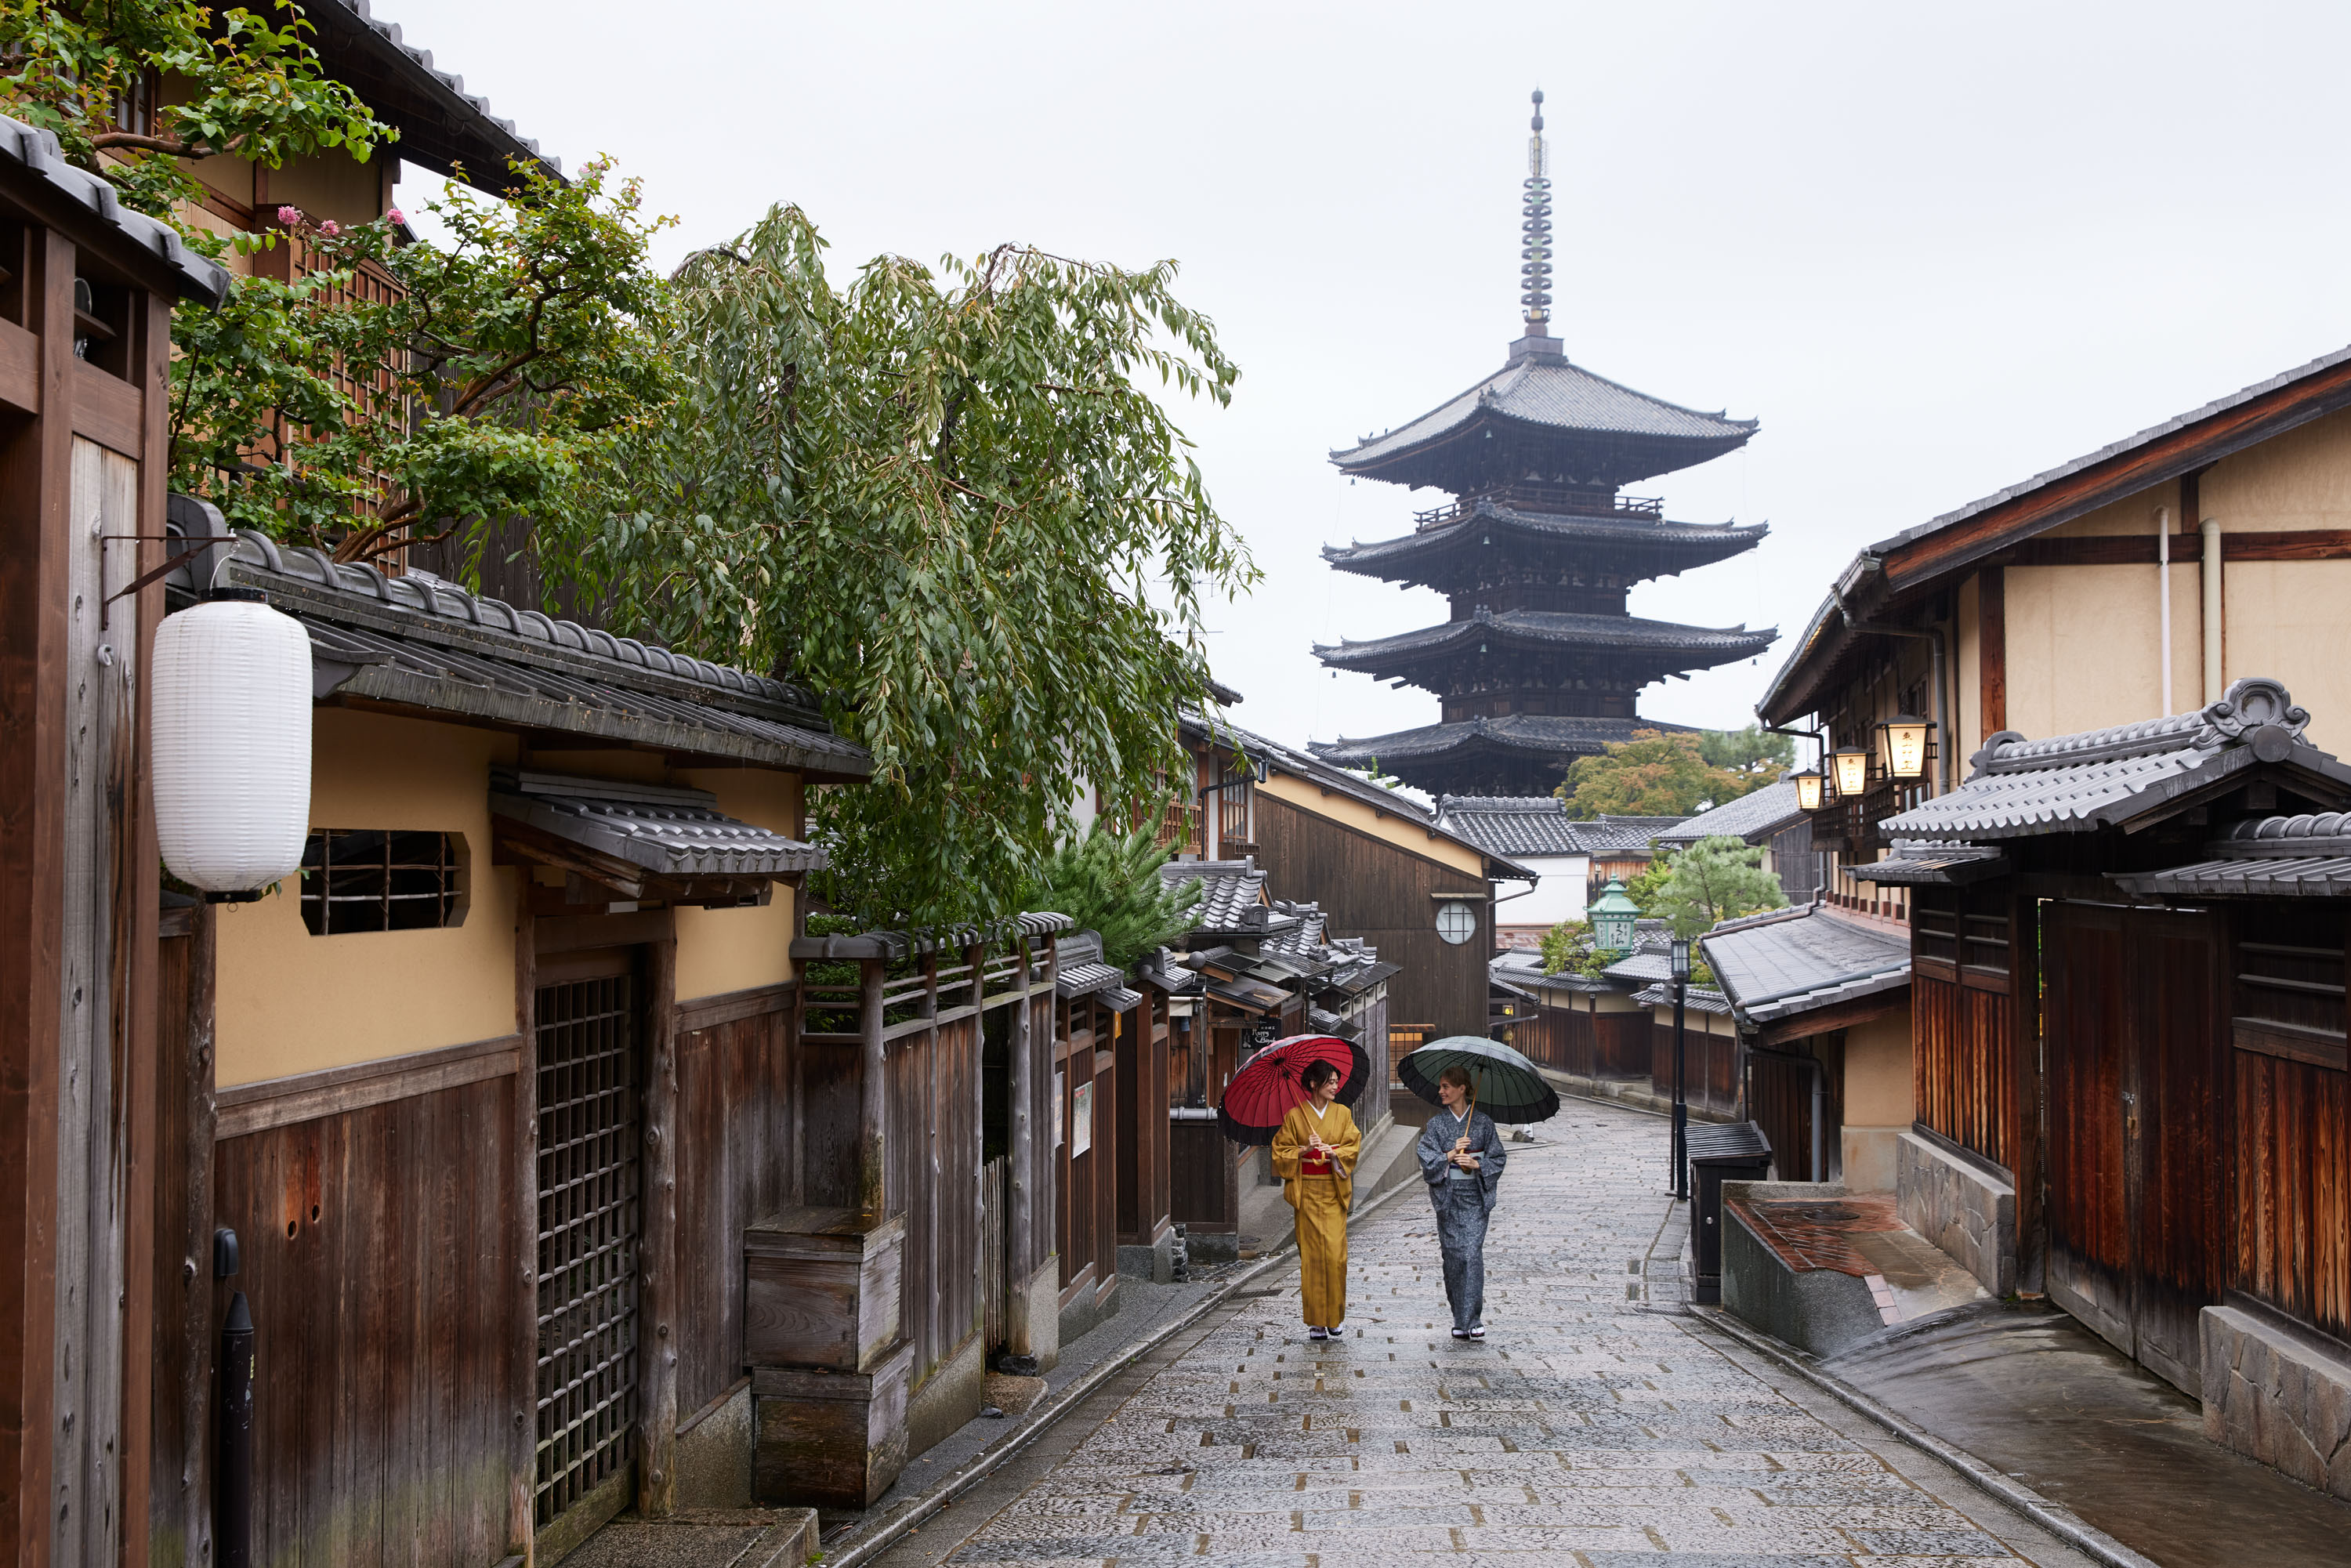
[672,768,804,1001]
[264,151,391,227]
[1257,771,1487,880]
[1840,1008,1915,1192]
[2001,563,2180,739]
[215,711,520,1087]
[1957,573,1982,756]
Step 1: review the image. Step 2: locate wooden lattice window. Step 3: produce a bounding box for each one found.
[298,829,466,934]
[534,972,642,1530]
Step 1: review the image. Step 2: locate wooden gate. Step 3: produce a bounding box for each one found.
[533,961,643,1552]
[2043,902,2225,1394]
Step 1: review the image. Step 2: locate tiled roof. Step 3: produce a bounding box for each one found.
[788,911,1074,964]
[0,116,228,305]
[1602,951,1677,985]
[1490,948,1613,994]
[1630,982,1732,1015]
[491,769,824,878]
[2110,811,2351,898]
[1654,780,1806,847]
[1136,947,1203,994]
[1314,609,1774,672]
[1843,843,2008,885]
[1882,679,2349,842]
[311,0,558,180]
[1571,815,1686,855]
[1159,858,1298,936]
[1313,712,1697,766]
[1332,355,1756,469]
[1436,795,1579,857]
[176,507,871,780]
[1699,904,1911,1028]
[1325,498,1766,574]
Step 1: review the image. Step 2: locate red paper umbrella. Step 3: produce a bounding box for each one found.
[1215,1034,1371,1146]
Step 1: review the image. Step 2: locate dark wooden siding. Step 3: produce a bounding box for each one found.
[211,1075,518,1568]
[1252,792,1490,1042]
[1116,995,1170,1248]
[1650,1019,1738,1117]
[889,1010,982,1392]
[1594,1010,1650,1079]
[1913,973,2016,1171]
[149,922,209,1568]
[1512,1001,1595,1077]
[674,1001,792,1417]
[2228,907,2350,1340]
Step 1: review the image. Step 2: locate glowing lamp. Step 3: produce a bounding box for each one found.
[1832,747,1872,798]
[1876,713,1933,780]
[1791,766,1825,813]
[153,590,313,894]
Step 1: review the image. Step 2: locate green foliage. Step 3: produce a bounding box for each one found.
[1699,724,1794,783]
[1650,835,1786,938]
[1537,918,1614,978]
[1,0,388,219]
[1558,727,1792,820]
[172,159,672,568]
[577,206,1258,926]
[1623,854,1673,911]
[1016,823,1202,969]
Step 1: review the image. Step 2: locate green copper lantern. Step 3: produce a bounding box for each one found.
[1589,875,1640,952]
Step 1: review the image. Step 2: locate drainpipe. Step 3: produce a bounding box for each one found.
[2156,505,2174,715]
[2201,517,2224,704]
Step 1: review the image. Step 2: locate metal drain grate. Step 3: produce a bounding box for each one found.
[534,972,642,1527]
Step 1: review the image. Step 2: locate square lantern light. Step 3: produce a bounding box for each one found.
[1791,766,1826,813]
[1670,938,1691,982]
[1588,875,1639,952]
[1832,746,1872,798]
[1876,713,1933,780]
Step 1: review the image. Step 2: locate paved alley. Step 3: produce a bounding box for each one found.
[873,1102,2101,1568]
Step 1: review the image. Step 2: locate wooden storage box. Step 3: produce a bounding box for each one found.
[745,1205,907,1373]
[752,1338,915,1509]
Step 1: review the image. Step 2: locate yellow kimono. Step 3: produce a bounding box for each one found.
[1270,1100,1361,1328]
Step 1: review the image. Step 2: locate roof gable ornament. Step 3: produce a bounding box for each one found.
[1519,89,1554,347]
[1966,677,2311,780]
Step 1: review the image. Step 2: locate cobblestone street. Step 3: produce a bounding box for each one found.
[875,1102,2101,1568]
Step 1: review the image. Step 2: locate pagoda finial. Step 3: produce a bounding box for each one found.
[1519,88,1554,343]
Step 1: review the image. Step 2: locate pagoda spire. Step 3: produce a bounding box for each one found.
[1519,89,1554,342]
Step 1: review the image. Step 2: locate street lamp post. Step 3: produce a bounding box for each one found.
[1670,937,1691,1200]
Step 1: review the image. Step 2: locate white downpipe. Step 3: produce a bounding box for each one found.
[2157,505,2173,715]
[2201,518,2225,704]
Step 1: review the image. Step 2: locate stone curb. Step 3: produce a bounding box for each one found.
[1680,1305,2162,1568]
[822,1169,1429,1568]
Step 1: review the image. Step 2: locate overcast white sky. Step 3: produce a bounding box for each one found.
[389,1,2351,754]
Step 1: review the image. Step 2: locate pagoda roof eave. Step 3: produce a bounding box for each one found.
[1313,610,1777,679]
[1311,713,1701,766]
[1324,502,1768,582]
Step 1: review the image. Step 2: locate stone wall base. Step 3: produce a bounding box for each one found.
[1839,1124,1904,1193]
[1896,1130,2014,1298]
[1119,1231,1176,1283]
[905,1328,985,1460]
[1059,1275,1117,1349]
[2201,1305,2351,1502]
[675,1378,754,1509]
[1014,1256,1062,1374]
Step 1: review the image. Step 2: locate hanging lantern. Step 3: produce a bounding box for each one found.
[1875,713,1933,779]
[1791,766,1826,813]
[1588,875,1640,951]
[1832,746,1872,798]
[153,589,312,895]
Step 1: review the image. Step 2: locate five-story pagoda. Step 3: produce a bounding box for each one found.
[1311,91,1774,798]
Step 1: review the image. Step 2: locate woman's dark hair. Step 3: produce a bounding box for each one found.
[1301,1060,1341,1093]
[1438,1065,1475,1101]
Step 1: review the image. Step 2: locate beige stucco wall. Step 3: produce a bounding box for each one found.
[672,767,803,1001]
[1840,1008,1915,1193]
[215,710,520,1087]
[1258,771,1487,880]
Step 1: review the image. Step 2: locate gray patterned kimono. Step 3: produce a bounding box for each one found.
[1418,1106,1506,1331]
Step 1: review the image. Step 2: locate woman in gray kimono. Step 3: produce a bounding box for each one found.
[1417,1066,1506,1338]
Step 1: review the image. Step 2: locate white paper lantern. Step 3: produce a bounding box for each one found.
[153,591,312,893]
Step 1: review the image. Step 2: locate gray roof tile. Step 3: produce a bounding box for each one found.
[1630,982,1732,1015]
[1313,712,1697,766]
[1843,843,2008,885]
[0,116,228,305]
[1333,355,1756,468]
[1699,904,1911,1027]
[1315,608,1774,670]
[1654,780,1806,846]
[1325,498,1766,573]
[491,769,824,878]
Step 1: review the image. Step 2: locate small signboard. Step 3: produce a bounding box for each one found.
[1052,1070,1065,1149]
[1071,1081,1094,1158]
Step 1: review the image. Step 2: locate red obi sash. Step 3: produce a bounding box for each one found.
[1299,1148,1334,1176]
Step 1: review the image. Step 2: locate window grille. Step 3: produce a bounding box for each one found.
[298,829,464,934]
[534,974,642,1528]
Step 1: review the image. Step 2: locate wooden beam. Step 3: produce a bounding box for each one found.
[1979,567,2005,738]
[1993,527,2351,566]
[638,933,679,1517]
[213,1034,523,1139]
[1752,984,1910,1049]
[176,903,219,1568]
[510,889,537,1564]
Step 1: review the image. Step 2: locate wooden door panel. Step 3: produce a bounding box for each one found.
[2044,904,2133,1356]
[2125,910,2223,1393]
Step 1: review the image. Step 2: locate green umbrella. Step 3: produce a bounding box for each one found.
[1398,1035,1561,1124]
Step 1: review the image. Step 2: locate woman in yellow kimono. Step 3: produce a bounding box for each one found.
[1269,1060,1361,1339]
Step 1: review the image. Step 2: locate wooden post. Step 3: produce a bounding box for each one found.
[638,934,679,1518]
[1005,940,1034,1360]
[175,903,219,1568]
[511,892,538,1564]
[857,957,886,1220]
[965,940,986,1341]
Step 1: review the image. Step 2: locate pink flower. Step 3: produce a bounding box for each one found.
[276,205,302,226]
[319,219,340,237]
[385,207,405,226]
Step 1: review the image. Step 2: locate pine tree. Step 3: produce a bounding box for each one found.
[1020,824,1204,969]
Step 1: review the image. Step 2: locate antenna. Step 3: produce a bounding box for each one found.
[1520,89,1553,340]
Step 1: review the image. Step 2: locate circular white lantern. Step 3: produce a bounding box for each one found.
[153,590,312,894]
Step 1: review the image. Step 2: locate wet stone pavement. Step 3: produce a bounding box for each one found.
[877,1103,2099,1568]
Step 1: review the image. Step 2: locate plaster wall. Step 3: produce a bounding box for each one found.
[1258,771,1487,881]
[2002,564,2196,741]
[672,767,803,1001]
[1956,573,1981,755]
[1494,853,1588,925]
[215,710,519,1086]
[1840,1009,1915,1194]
